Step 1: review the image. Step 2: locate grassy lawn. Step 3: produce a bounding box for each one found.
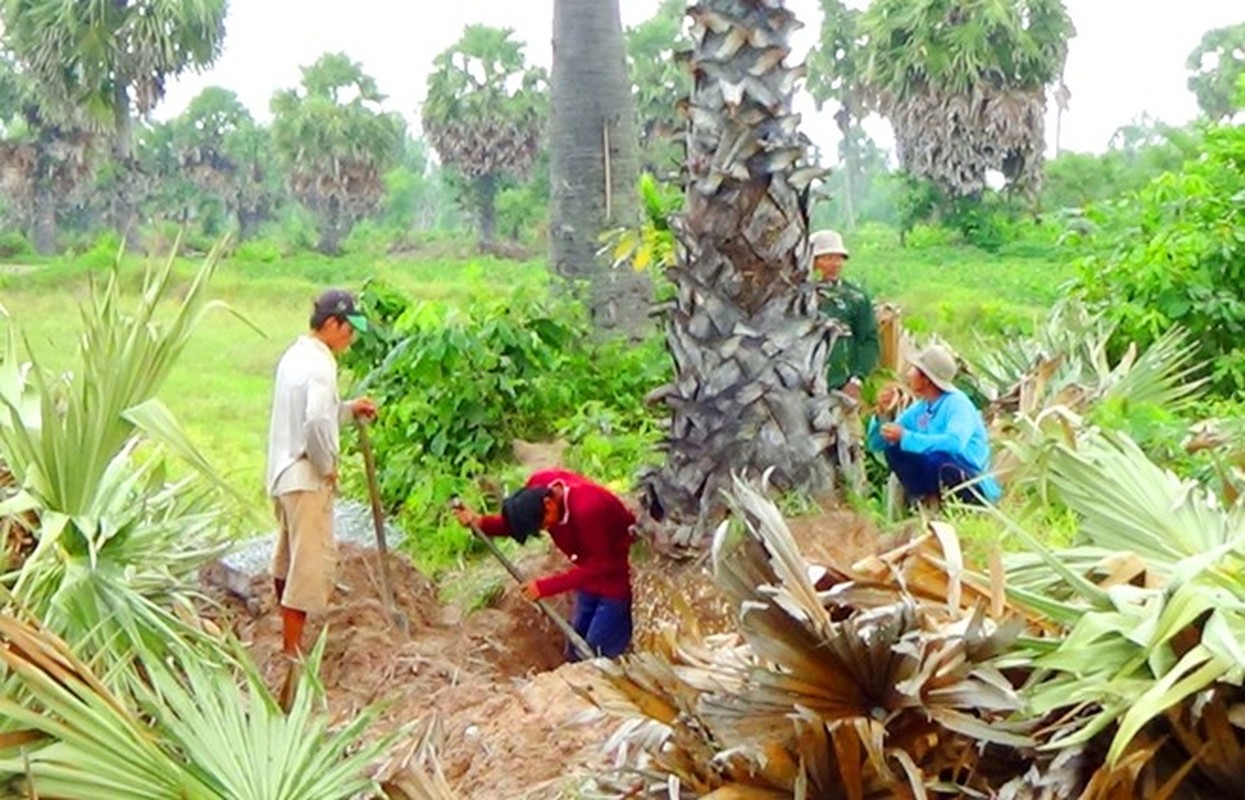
[0,232,1071,530]
[846,224,1075,354]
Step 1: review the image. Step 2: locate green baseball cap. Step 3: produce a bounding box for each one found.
[313,289,369,332]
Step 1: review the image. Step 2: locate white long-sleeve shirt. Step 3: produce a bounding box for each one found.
[266,335,350,497]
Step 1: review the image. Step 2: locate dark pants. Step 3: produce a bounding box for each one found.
[569,591,632,661]
[884,448,988,505]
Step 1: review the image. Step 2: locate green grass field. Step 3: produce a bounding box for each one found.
[1,250,552,520]
[0,232,1072,528]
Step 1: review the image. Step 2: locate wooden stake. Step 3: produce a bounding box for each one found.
[603,120,613,223]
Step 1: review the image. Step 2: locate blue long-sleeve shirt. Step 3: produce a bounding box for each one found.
[866,388,1002,502]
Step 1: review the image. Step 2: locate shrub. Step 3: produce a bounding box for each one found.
[340,280,669,566]
[0,231,33,259]
[1072,122,1245,394]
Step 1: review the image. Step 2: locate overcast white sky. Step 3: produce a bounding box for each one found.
[158,0,1242,161]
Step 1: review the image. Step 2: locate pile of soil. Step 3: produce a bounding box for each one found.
[200,506,889,798]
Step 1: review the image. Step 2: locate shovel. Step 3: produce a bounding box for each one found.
[449,496,594,661]
[356,419,409,636]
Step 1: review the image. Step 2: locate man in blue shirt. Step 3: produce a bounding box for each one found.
[866,344,1002,506]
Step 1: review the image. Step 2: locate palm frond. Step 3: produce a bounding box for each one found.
[0,613,393,800]
[589,474,1040,797]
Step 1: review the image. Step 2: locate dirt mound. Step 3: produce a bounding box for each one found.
[200,507,888,797]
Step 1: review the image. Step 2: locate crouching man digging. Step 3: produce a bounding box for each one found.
[266,289,377,658]
[453,469,635,661]
[867,344,1001,508]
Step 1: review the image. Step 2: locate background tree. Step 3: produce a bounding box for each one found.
[270,53,404,255]
[806,0,867,230]
[382,136,463,234]
[0,55,97,253]
[1,0,227,246]
[641,1,835,541]
[810,130,899,228]
[859,0,1074,200]
[625,0,692,177]
[133,120,198,230]
[422,25,545,250]
[550,0,652,337]
[1187,22,1245,122]
[1040,118,1201,213]
[174,87,281,240]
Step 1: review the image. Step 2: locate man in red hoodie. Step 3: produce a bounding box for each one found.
[453,469,635,659]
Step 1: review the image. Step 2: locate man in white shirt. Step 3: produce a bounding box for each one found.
[266,288,376,657]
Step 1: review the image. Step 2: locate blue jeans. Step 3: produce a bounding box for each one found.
[569,591,632,661]
[885,448,990,505]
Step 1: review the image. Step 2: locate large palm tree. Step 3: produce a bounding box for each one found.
[422,25,546,250]
[175,87,282,240]
[859,0,1074,199]
[549,0,652,338]
[640,0,838,544]
[1,0,227,246]
[0,57,97,254]
[270,53,404,255]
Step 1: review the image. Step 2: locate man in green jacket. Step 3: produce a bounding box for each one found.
[812,229,879,494]
[812,229,879,399]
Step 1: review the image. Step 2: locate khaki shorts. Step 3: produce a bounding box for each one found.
[272,486,336,613]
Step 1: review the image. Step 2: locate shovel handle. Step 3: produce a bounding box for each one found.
[356,419,402,631]
[450,496,595,661]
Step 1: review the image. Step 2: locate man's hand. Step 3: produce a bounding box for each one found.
[877,383,902,415]
[451,504,479,528]
[881,422,904,444]
[520,580,542,602]
[349,397,378,421]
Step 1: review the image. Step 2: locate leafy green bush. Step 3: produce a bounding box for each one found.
[340,279,668,567]
[232,237,282,264]
[1072,121,1245,394]
[78,230,125,270]
[0,231,33,259]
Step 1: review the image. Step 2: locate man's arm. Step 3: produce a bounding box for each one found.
[851,291,881,381]
[303,373,339,478]
[899,395,977,456]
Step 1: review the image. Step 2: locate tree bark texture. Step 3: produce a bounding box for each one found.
[549,0,652,338]
[640,0,846,545]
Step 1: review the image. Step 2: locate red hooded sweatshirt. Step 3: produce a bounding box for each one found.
[478,469,634,600]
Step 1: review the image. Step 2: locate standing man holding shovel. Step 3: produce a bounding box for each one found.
[452,469,635,661]
[266,288,377,658]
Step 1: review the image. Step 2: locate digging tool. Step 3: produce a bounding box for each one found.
[449,496,595,661]
[356,419,410,636]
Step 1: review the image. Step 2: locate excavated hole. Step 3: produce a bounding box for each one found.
[197,506,886,798]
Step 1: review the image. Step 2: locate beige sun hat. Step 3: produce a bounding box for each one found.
[908,344,958,392]
[810,229,850,258]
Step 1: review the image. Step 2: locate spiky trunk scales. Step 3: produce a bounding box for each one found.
[641,0,841,544]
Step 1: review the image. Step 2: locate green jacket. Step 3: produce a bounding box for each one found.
[818,278,880,390]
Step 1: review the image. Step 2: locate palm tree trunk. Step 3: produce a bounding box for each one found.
[111,83,144,254]
[640,0,840,543]
[474,174,497,248]
[30,172,58,255]
[549,0,651,338]
[836,108,858,231]
[317,196,345,255]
